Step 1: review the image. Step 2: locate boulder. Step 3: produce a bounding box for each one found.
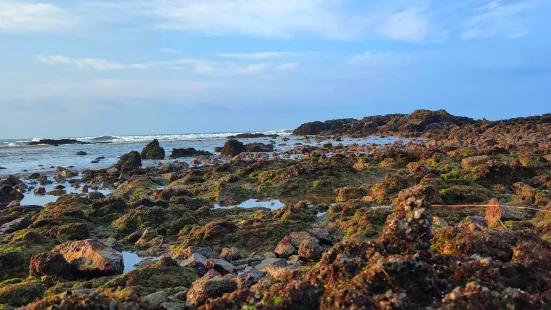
[255,257,287,271]
[75,151,87,156]
[186,271,238,307]
[87,191,105,200]
[0,184,23,203]
[221,140,246,157]
[27,173,41,180]
[141,139,165,160]
[53,239,124,277]
[29,251,71,280]
[205,258,236,275]
[0,216,32,234]
[115,151,142,171]
[142,291,169,309]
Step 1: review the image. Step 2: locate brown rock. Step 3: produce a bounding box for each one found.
[29,251,71,280]
[54,239,124,277]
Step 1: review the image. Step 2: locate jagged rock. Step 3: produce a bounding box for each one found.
[274,236,296,258]
[246,143,274,152]
[205,258,236,275]
[54,239,124,277]
[255,257,287,271]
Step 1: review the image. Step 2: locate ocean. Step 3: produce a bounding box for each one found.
[0,130,400,176]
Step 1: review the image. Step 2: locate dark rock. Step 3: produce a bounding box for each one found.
[141,139,165,160]
[0,216,32,234]
[170,148,212,158]
[115,151,142,171]
[227,133,278,139]
[298,237,323,261]
[28,139,89,146]
[75,151,87,156]
[246,143,274,152]
[221,140,246,157]
[186,271,238,307]
[27,173,41,180]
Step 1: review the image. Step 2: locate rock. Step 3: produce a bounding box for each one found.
[29,251,71,280]
[337,185,370,202]
[176,246,214,259]
[381,191,433,252]
[180,253,209,275]
[432,216,449,232]
[34,187,46,195]
[161,302,187,310]
[205,258,236,275]
[54,239,124,277]
[186,272,238,308]
[214,147,223,153]
[464,216,488,228]
[106,167,119,176]
[396,184,443,205]
[141,139,166,160]
[236,269,264,288]
[53,174,66,183]
[37,175,51,185]
[79,185,90,193]
[115,151,142,171]
[75,151,87,156]
[255,257,287,271]
[219,247,241,261]
[288,232,312,248]
[461,155,490,169]
[170,148,212,158]
[485,198,523,229]
[47,189,66,196]
[246,143,274,152]
[221,139,246,157]
[87,191,105,200]
[298,237,323,261]
[274,236,296,258]
[310,227,333,244]
[142,291,169,309]
[27,173,41,180]
[0,184,23,203]
[28,138,88,146]
[0,216,32,234]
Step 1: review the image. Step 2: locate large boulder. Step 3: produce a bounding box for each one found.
[141,139,165,160]
[115,151,142,171]
[0,184,23,204]
[53,239,124,277]
[29,251,71,280]
[170,148,212,158]
[221,140,246,157]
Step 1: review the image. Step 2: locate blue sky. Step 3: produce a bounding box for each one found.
[1,0,550,138]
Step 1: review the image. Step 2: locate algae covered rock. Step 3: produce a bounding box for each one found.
[0,280,45,307]
[115,151,142,171]
[141,139,165,160]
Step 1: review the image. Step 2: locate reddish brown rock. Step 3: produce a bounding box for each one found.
[53,239,124,277]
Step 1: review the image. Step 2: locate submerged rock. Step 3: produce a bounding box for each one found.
[221,140,246,157]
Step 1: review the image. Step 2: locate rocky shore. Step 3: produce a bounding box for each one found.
[1,109,551,309]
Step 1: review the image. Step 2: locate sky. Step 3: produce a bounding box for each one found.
[1,0,550,139]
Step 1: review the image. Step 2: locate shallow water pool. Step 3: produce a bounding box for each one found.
[214,199,285,211]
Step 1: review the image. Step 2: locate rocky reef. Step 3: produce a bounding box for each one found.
[1,110,551,309]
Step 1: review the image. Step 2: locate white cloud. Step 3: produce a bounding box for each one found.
[37,55,148,71]
[38,55,72,65]
[0,1,73,33]
[461,0,543,40]
[74,58,148,70]
[375,9,431,42]
[274,62,299,72]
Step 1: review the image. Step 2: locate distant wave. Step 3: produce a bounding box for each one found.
[0,130,292,148]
